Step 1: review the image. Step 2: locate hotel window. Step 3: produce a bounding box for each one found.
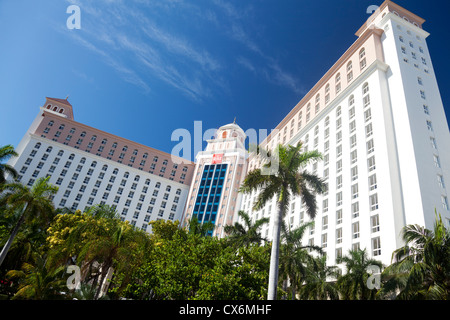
[350,134,357,148]
[349,95,355,106]
[359,48,367,70]
[324,140,329,153]
[336,130,342,143]
[363,94,370,108]
[368,156,376,172]
[420,90,426,100]
[434,155,441,168]
[372,237,381,256]
[365,123,373,138]
[324,128,330,139]
[351,166,358,181]
[352,202,359,218]
[362,82,369,95]
[421,57,427,65]
[441,196,449,210]
[364,109,372,122]
[323,182,328,196]
[336,145,342,158]
[336,228,343,244]
[347,60,353,80]
[336,159,342,173]
[370,193,379,211]
[336,192,343,207]
[401,46,406,54]
[399,35,404,43]
[336,209,343,225]
[314,125,319,136]
[336,118,342,130]
[322,199,328,213]
[430,137,437,149]
[324,154,329,166]
[352,222,360,239]
[426,120,434,132]
[325,85,330,105]
[349,106,355,120]
[369,174,377,191]
[349,120,356,134]
[306,103,311,122]
[351,184,359,199]
[335,73,341,94]
[297,111,303,131]
[367,139,375,154]
[321,234,327,248]
[423,105,430,115]
[437,175,445,189]
[350,150,357,164]
[323,168,329,180]
[336,175,342,189]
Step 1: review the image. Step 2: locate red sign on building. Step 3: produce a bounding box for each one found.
[212,153,223,164]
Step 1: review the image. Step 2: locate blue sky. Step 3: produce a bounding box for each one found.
[1,0,449,162]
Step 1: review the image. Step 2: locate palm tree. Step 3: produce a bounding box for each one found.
[279,221,322,299]
[300,255,340,300]
[67,204,134,299]
[378,212,450,299]
[224,210,269,248]
[6,252,66,299]
[336,249,382,300]
[240,142,325,300]
[187,214,215,237]
[0,177,58,267]
[0,145,18,184]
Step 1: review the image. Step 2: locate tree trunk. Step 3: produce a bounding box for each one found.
[267,203,283,300]
[0,203,28,267]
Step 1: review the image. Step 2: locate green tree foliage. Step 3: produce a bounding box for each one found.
[336,249,383,300]
[0,145,18,185]
[378,212,450,299]
[119,219,269,300]
[224,210,269,248]
[240,142,325,299]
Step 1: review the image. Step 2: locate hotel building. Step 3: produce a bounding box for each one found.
[8,97,195,232]
[6,1,450,271]
[240,0,450,268]
[181,122,248,238]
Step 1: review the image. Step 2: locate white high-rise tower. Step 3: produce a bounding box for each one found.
[239,0,450,269]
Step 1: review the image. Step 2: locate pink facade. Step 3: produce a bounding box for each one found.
[35,97,195,185]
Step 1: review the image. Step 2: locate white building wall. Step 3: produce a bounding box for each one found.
[380,14,450,230]
[9,134,190,233]
[240,12,450,271]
